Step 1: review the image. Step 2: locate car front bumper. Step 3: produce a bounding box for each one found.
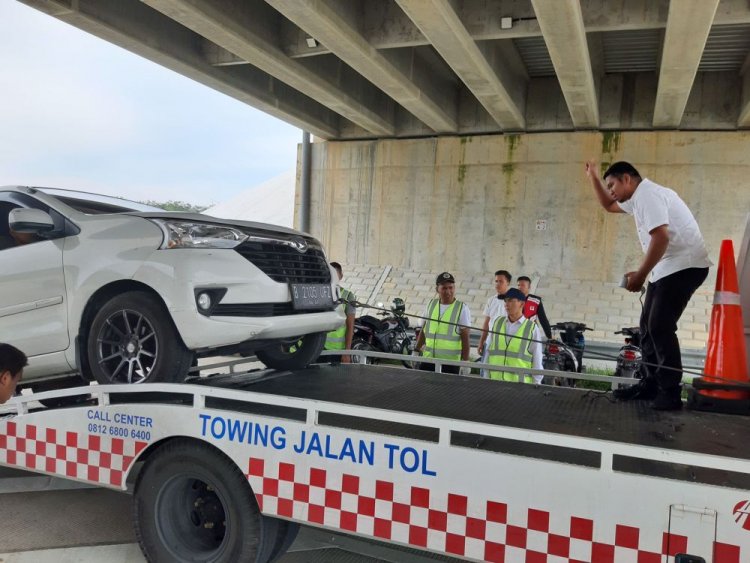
[133,248,344,350]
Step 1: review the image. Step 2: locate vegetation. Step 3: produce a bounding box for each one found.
[141,200,209,213]
[578,366,615,391]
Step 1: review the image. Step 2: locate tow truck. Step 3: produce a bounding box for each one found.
[3,219,749,562]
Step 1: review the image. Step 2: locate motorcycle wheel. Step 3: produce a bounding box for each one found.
[351,340,377,365]
[398,338,417,369]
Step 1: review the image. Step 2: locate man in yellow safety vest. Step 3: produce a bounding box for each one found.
[324,262,357,363]
[487,288,544,383]
[414,272,471,375]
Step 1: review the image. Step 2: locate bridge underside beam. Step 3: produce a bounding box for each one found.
[17,0,750,138]
[141,0,395,137]
[396,0,526,131]
[653,0,721,128]
[530,0,599,128]
[19,0,342,138]
[267,0,458,134]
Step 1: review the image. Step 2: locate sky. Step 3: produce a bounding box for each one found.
[0,1,301,206]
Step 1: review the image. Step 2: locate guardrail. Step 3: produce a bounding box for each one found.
[319,349,639,389]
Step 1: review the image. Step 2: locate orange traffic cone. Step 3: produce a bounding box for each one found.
[690,240,750,411]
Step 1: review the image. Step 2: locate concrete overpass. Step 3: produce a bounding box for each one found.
[17,0,750,352]
[17,0,750,139]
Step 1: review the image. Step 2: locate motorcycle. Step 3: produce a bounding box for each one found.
[542,321,590,386]
[351,298,416,367]
[614,326,643,381]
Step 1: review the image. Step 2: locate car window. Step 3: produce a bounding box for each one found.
[38,188,161,214]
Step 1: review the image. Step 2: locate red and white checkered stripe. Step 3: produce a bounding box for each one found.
[0,421,147,487]
[247,457,742,563]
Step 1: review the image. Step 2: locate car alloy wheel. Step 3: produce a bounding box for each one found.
[95,309,159,383]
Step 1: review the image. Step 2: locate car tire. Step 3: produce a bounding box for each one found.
[134,439,274,563]
[86,291,192,384]
[256,331,326,371]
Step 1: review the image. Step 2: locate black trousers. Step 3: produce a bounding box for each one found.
[640,267,708,395]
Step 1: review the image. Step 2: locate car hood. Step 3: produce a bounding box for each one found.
[127,212,310,239]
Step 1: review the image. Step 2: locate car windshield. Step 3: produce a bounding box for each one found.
[38,188,163,214]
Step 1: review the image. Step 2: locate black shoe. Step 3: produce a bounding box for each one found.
[613,379,658,401]
[651,394,683,411]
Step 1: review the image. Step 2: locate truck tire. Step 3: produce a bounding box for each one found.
[268,520,300,562]
[86,291,192,384]
[134,439,272,562]
[256,331,326,371]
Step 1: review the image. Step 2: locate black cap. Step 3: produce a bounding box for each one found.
[435,272,455,285]
[503,287,527,301]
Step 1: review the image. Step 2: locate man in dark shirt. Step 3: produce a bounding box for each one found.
[0,343,27,404]
[517,276,552,340]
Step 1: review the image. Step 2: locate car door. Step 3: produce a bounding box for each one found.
[0,192,69,357]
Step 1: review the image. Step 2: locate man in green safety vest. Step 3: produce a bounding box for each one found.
[324,262,357,363]
[413,272,471,375]
[487,287,544,384]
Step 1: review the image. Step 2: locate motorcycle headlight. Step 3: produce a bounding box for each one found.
[151,219,248,249]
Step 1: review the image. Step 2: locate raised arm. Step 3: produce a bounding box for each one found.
[585,161,624,214]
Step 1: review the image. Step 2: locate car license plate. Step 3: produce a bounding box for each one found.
[290,284,334,310]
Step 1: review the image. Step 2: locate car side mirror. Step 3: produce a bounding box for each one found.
[9,208,55,234]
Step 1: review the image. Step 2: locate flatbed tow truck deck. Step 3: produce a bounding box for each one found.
[199,364,749,467]
[2,364,750,562]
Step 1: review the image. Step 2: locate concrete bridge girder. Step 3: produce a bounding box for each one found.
[141,0,397,137]
[267,0,459,134]
[396,0,526,130]
[17,0,750,137]
[653,0,721,128]
[19,0,342,138]
[530,0,599,129]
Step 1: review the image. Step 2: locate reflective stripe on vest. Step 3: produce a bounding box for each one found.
[422,299,464,360]
[487,316,534,383]
[325,288,354,350]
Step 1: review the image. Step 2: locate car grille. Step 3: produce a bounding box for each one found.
[212,302,335,317]
[234,240,331,284]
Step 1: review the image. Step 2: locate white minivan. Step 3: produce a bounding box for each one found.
[0,186,343,387]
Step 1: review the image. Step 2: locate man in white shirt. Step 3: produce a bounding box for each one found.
[585,161,710,410]
[477,270,511,378]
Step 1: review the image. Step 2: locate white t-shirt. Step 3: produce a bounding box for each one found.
[487,315,544,384]
[422,300,472,335]
[617,178,710,282]
[483,294,507,319]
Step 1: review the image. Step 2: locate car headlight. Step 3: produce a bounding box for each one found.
[151,219,248,249]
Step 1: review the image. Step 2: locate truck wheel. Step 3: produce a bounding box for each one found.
[134,439,271,562]
[256,331,326,370]
[86,291,192,384]
[268,519,300,562]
